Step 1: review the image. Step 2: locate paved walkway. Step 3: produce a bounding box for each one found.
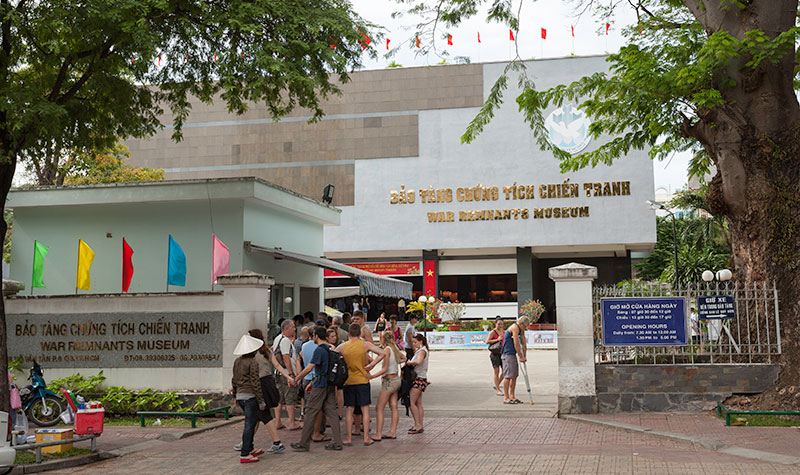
[52,417,800,474]
[571,413,800,461]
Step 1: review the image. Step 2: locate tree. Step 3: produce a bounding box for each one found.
[62,142,165,186]
[398,0,800,401]
[0,0,375,414]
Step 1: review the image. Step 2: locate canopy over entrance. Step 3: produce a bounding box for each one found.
[245,242,412,300]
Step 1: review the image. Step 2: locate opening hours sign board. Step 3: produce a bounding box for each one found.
[601,297,687,346]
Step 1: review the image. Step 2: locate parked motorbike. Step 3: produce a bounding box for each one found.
[18,361,63,427]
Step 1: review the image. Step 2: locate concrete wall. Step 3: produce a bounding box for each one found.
[595,364,781,412]
[6,293,226,390]
[9,200,244,295]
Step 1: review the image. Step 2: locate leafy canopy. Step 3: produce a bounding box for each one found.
[394,0,800,179]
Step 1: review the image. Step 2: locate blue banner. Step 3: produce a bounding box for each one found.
[602,297,687,346]
[697,295,736,320]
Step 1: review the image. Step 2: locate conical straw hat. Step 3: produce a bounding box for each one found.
[233,334,263,355]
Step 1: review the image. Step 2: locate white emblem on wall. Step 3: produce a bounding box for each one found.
[545,104,591,155]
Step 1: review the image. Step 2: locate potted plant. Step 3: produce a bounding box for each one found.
[519,299,546,328]
[479,318,492,331]
[439,301,466,331]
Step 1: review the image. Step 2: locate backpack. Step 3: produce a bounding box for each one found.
[323,346,349,389]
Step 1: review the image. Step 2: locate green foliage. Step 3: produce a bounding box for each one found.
[192,395,211,412]
[387,61,403,68]
[518,299,545,323]
[413,319,437,330]
[48,371,106,394]
[3,210,11,264]
[62,142,164,185]
[7,356,24,377]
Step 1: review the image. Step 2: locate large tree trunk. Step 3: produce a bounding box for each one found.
[0,159,14,414]
[684,0,800,405]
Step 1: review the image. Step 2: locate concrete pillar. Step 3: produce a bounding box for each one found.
[218,271,274,390]
[516,247,533,312]
[549,262,598,414]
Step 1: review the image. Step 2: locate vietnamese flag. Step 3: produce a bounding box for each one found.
[477,32,481,43]
[447,34,453,45]
[571,25,575,37]
[386,38,391,50]
[416,36,420,48]
[541,28,547,39]
[606,22,610,34]
[122,238,134,292]
[509,29,515,41]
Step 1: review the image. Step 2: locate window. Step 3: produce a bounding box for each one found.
[438,274,517,303]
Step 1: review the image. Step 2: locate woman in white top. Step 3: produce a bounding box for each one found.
[406,334,429,434]
[368,331,406,441]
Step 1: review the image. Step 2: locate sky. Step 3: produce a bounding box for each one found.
[350,0,692,194]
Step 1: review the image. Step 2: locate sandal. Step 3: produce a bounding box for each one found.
[513,399,523,404]
[312,436,332,442]
[382,435,396,439]
[363,439,374,446]
[324,443,343,451]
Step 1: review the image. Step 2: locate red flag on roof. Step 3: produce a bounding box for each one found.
[478,32,481,43]
[447,34,453,45]
[541,28,547,39]
[509,29,515,41]
[571,25,575,37]
[416,36,420,48]
[606,22,610,34]
[386,38,390,50]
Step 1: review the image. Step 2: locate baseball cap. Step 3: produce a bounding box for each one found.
[315,319,326,326]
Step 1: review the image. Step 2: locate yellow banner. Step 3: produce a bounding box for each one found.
[76,239,95,291]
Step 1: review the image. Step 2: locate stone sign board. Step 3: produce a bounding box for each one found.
[8,312,223,368]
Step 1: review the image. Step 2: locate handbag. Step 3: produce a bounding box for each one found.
[488,330,502,354]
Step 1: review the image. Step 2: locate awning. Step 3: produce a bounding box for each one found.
[324,286,361,299]
[244,242,412,300]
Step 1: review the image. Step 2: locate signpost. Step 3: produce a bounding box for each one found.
[601,297,687,346]
[697,295,736,320]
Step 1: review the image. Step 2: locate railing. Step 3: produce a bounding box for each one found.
[13,434,99,463]
[593,281,780,364]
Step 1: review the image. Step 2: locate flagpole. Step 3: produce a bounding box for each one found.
[166,235,169,293]
[75,239,79,295]
[31,240,35,296]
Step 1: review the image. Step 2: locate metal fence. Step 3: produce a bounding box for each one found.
[593,281,781,364]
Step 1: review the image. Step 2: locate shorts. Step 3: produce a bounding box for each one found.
[278,375,299,405]
[412,377,429,392]
[490,352,502,368]
[258,405,273,424]
[381,376,401,393]
[501,354,519,379]
[343,383,371,407]
[260,375,280,409]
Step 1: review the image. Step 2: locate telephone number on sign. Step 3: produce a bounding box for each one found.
[180,354,220,362]
[124,354,176,362]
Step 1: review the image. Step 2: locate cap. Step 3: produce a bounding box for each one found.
[316,319,326,326]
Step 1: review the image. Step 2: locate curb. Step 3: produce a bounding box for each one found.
[10,416,245,473]
[563,414,800,467]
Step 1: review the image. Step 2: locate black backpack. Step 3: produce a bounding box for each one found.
[322,345,349,389]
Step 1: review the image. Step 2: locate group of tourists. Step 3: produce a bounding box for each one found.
[230,310,431,464]
[486,315,531,404]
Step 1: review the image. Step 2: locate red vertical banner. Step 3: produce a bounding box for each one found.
[423,259,436,297]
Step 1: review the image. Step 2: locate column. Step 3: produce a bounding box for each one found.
[516,247,533,312]
[548,262,598,414]
[218,271,275,390]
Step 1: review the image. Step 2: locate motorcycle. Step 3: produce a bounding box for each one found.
[18,361,63,427]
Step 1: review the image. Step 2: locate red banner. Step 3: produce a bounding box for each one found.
[324,261,421,277]
[423,259,436,296]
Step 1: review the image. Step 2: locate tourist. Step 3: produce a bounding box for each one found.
[387,315,402,347]
[272,320,302,430]
[294,326,310,363]
[342,312,352,332]
[291,326,344,452]
[303,311,315,328]
[332,315,349,343]
[240,329,290,454]
[369,331,406,441]
[339,323,383,445]
[232,334,276,463]
[486,316,505,396]
[326,327,345,418]
[318,312,329,327]
[351,310,373,343]
[406,334,429,434]
[501,315,530,404]
[326,327,340,346]
[375,312,388,343]
[300,326,331,443]
[404,314,418,359]
[292,315,304,339]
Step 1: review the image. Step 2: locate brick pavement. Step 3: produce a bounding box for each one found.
[50,417,800,474]
[578,413,800,459]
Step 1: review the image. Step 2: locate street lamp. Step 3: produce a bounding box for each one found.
[702,269,732,282]
[418,294,435,338]
[647,199,679,291]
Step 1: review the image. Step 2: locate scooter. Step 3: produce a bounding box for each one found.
[18,361,63,427]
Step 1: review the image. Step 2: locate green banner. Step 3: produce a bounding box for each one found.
[32,240,49,288]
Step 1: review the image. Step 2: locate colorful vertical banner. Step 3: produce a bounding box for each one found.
[212,234,230,285]
[167,234,187,286]
[509,29,515,41]
[76,239,95,291]
[541,28,547,39]
[32,240,49,289]
[423,259,436,297]
[122,238,134,292]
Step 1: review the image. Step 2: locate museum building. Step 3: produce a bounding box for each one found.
[124,56,657,322]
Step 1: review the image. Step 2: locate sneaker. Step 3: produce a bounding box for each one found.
[267,443,285,454]
[290,443,309,452]
[240,455,259,464]
[250,448,265,457]
[233,442,242,451]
